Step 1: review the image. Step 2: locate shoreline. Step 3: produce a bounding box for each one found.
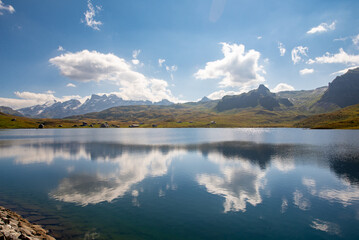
[0,206,55,240]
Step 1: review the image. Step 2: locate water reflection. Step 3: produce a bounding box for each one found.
[49,147,185,206]
[196,152,266,212]
[0,139,359,212]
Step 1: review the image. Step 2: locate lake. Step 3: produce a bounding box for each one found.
[0,128,359,239]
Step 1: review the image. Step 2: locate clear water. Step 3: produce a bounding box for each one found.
[0,128,358,239]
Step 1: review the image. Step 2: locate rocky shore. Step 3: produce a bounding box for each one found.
[0,206,55,240]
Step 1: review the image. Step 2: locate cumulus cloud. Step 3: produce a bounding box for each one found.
[195,43,265,89]
[291,46,308,64]
[207,90,242,100]
[299,68,314,75]
[0,91,82,109]
[0,0,15,15]
[307,21,336,34]
[307,48,359,65]
[271,83,295,93]
[158,59,166,67]
[66,83,76,88]
[82,0,102,30]
[49,50,177,102]
[278,42,286,56]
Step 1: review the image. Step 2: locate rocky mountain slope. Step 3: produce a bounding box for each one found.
[0,106,23,117]
[215,85,293,111]
[318,67,359,108]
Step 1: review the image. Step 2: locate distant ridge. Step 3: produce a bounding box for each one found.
[17,94,174,118]
[0,106,23,117]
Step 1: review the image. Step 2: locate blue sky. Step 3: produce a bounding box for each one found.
[1,0,359,109]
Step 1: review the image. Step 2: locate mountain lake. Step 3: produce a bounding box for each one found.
[0,128,358,239]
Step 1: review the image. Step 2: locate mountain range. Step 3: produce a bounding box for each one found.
[1,67,359,123]
[15,94,174,118]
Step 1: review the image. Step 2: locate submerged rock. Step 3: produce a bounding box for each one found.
[0,206,55,240]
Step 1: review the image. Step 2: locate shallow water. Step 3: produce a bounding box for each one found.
[0,128,358,239]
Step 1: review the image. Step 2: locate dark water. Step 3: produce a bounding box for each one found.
[0,128,359,239]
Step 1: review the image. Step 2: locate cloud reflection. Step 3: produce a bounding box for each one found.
[49,147,184,205]
[197,152,266,212]
[1,139,359,210]
[310,219,340,235]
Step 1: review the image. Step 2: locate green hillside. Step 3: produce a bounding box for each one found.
[65,104,307,128]
[295,104,359,129]
[0,112,87,129]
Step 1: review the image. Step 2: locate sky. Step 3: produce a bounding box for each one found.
[1,0,359,109]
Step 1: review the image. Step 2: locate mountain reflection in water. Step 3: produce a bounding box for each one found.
[1,139,358,213]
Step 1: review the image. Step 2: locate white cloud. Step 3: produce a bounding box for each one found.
[49,50,177,102]
[278,42,286,56]
[194,43,265,89]
[165,65,178,81]
[82,0,102,30]
[0,91,83,109]
[207,90,242,100]
[271,83,295,93]
[57,46,64,52]
[66,83,76,88]
[352,34,359,46]
[132,49,140,59]
[257,36,262,40]
[166,65,177,72]
[291,46,308,64]
[0,0,15,15]
[330,66,359,76]
[131,59,140,65]
[307,21,336,34]
[131,49,141,65]
[334,37,348,42]
[158,59,166,67]
[299,68,314,75]
[307,48,359,65]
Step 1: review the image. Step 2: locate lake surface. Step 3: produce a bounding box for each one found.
[0,128,359,239]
